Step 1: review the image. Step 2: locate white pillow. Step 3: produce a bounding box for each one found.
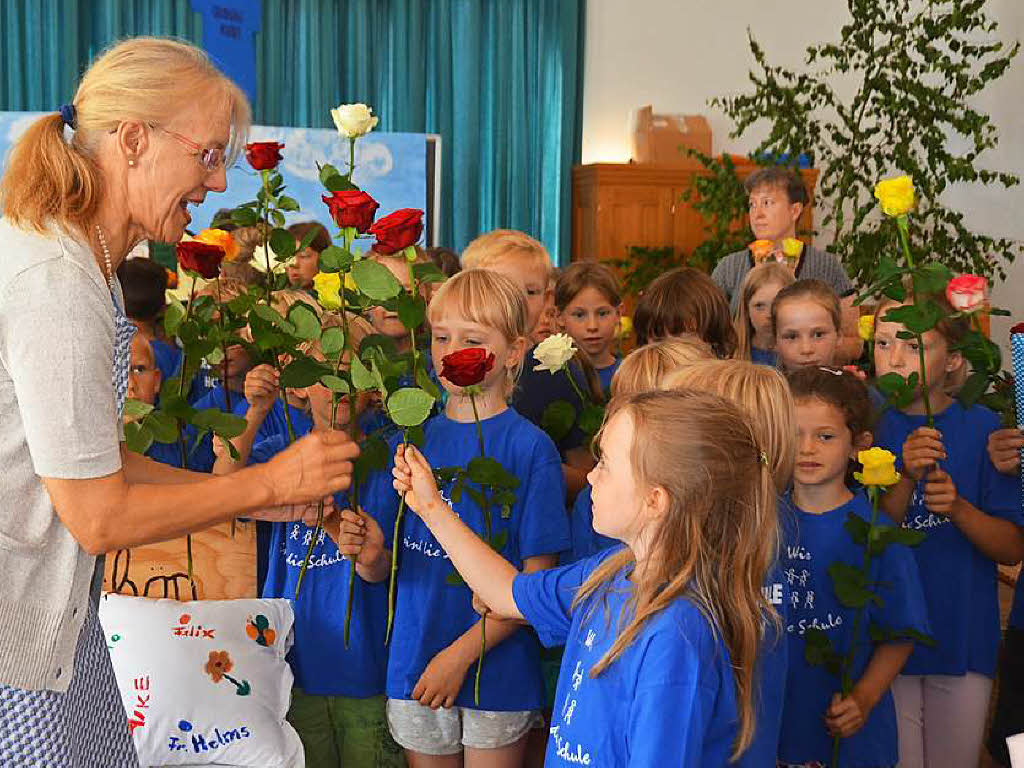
[99,593,304,768]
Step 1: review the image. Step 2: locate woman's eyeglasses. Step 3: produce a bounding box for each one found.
[156,126,226,172]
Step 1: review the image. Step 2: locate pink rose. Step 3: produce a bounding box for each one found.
[945,274,988,313]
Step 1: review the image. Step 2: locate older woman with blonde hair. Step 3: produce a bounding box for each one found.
[0,38,358,766]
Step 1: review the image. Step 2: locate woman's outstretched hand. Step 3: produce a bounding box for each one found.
[392,443,445,518]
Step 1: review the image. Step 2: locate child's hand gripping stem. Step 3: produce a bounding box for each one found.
[392,444,522,621]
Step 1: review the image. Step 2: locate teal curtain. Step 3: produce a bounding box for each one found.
[0,0,584,262]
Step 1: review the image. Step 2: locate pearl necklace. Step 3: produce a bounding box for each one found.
[94,224,116,293]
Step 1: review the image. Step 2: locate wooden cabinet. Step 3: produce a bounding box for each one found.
[571,161,818,266]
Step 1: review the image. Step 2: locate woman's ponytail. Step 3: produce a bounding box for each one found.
[0,111,102,233]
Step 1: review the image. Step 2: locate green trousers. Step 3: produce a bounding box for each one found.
[287,688,406,768]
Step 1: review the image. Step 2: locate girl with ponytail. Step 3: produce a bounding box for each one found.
[384,389,781,766]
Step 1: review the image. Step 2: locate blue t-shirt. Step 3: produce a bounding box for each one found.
[151,338,182,382]
[874,402,1021,677]
[750,347,777,367]
[513,549,738,767]
[249,433,392,698]
[564,484,617,566]
[193,383,247,415]
[596,359,621,396]
[233,396,313,447]
[779,491,930,767]
[383,407,569,711]
[144,427,215,472]
[739,558,789,768]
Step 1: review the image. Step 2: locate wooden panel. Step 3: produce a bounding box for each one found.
[571,162,820,268]
[104,521,258,601]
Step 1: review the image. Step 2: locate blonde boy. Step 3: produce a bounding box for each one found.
[461,229,552,336]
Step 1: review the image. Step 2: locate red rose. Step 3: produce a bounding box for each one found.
[369,208,424,255]
[1011,322,1024,335]
[245,142,284,171]
[440,348,495,387]
[177,241,225,280]
[322,190,380,233]
[945,274,988,313]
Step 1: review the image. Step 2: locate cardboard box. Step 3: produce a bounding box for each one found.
[631,106,711,165]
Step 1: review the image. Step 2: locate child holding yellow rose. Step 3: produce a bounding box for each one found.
[870,291,1024,768]
[778,367,929,768]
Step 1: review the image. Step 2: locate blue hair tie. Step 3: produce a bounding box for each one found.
[58,103,76,130]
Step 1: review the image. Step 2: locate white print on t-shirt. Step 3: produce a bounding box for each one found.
[763,583,784,605]
[902,512,951,531]
[282,525,342,570]
[548,648,593,763]
[402,486,459,560]
[784,547,843,636]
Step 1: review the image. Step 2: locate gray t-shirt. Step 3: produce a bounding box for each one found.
[711,244,855,313]
[0,220,123,692]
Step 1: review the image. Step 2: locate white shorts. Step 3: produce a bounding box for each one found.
[386,698,539,755]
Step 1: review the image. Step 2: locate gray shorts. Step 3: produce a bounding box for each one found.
[386,698,539,755]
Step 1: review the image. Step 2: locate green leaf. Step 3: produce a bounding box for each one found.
[415,364,441,401]
[278,195,300,212]
[252,304,296,336]
[386,387,435,427]
[288,303,322,341]
[231,207,259,227]
[319,327,346,359]
[164,300,186,337]
[320,374,349,393]
[270,228,296,260]
[352,259,403,301]
[280,356,330,389]
[354,435,390,485]
[323,173,357,193]
[396,291,426,331]
[828,562,881,609]
[540,400,576,443]
[911,262,954,295]
[413,262,448,284]
[319,246,354,274]
[957,371,989,408]
[189,409,247,439]
[350,355,376,391]
[146,410,179,444]
[124,421,154,455]
[466,456,508,487]
[803,627,841,677]
[578,404,605,438]
[123,399,154,419]
[881,302,946,336]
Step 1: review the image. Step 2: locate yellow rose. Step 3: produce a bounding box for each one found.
[313,271,342,310]
[749,239,776,264]
[857,315,875,342]
[853,447,901,487]
[195,228,240,263]
[781,238,804,261]
[874,175,915,218]
[616,316,633,340]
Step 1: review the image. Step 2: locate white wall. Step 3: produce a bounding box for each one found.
[582,0,1024,348]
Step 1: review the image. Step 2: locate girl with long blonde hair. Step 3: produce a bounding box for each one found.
[733,261,794,366]
[385,388,779,765]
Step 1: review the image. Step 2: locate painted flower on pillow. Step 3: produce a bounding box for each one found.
[205,650,234,683]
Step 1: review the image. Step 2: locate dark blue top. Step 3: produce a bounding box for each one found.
[779,492,930,766]
[874,402,1021,677]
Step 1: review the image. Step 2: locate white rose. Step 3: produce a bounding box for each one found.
[533,333,577,374]
[330,103,379,139]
